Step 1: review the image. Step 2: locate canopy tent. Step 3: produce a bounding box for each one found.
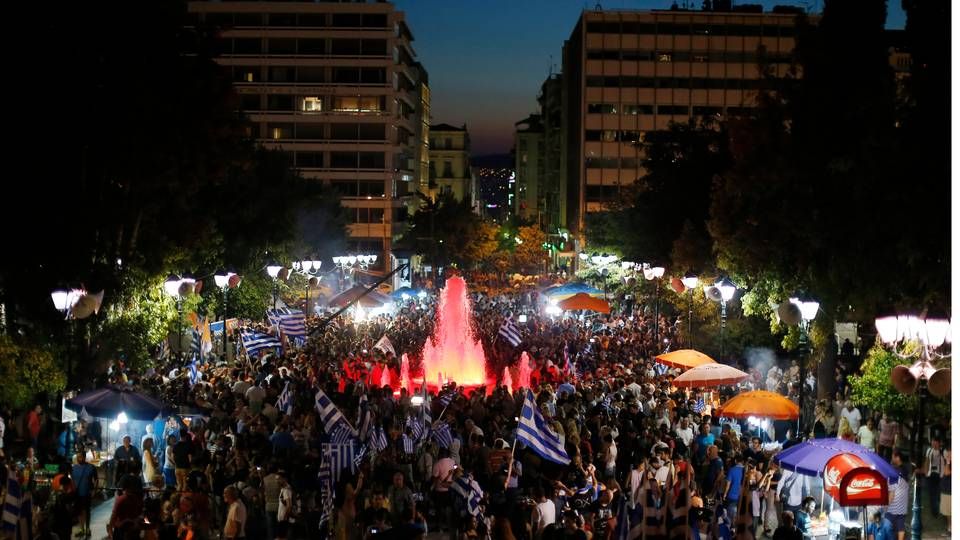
[390,286,422,299]
[541,282,604,301]
[66,386,167,422]
[328,285,393,309]
[672,362,749,388]
[774,438,902,483]
[557,293,611,313]
[654,349,717,371]
[716,390,799,420]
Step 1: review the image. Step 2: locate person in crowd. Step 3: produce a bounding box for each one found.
[72,449,97,538]
[866,510,894,540]
[921,435,946,518]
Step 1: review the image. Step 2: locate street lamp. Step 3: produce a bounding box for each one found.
[266,263,283,309]
[163,274,186,357]
[789,296,819,434]
[681,273,699,346]
[643,265,666,346]
[709,278,737,360]
[51,287,81,458]
[875,313,952,540]
[294,260,323,316]
[214,270,239,361]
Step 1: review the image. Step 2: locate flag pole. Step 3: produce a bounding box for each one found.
[504,436,518,490]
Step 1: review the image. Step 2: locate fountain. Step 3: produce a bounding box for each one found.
[517,351,533,390]
[421,276,489,390]
[502,366,514,394]
[400,353,412,394]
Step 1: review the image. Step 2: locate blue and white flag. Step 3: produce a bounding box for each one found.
[406,415,424,442]
[315,388,356,438]
[498,316,522,347]
[266,308,307,346]
[352,444,368,470]
[188,357,200,387]
[317,460,334,526]
[371,427,388,452]
[190,328,202,356]
[450,474,483,517]
[517,389,570,464]
[431,422,454,449]
[2,477,32,540]
[240,331,282,357]
[654,363,670,376]
[276,381,293,415]
[692,396,706,414]
[329,423,355,445]
[402,433,415,455]
[357,395,372,442]
[322,442,362,483]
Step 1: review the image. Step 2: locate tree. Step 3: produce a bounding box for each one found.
[513,226,548,273]
[460,220,500,270]
[0,336,66,410]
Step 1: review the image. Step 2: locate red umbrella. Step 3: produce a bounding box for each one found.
[672,363,749,388]
[655,349,717,371]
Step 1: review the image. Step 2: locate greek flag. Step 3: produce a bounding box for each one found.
[190,327,202,356]
[2,477,32,540]
[654,363,670,376]
[402,433,415,455]
[692,397,706,414]
[276,382,293,415]
[317,461,334,526]
[431,422,454,449]
[322,442,362,483]
[517,389,570,464]
[315,389,356,438]
[240,331,282,357]
[371,427,388,452]
[188,358,200,387]
[498,316,522,347]
[352,444,368,470]
[450,474,483,517]
[329,423,355,445]
[266,308,306,345]
[437,388,456,408]
[406,415,424,441]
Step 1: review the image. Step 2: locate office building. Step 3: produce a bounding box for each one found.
[514,114,544,222]
[186,1,427,285]
[428,124,475,206]
[562,5,806,242]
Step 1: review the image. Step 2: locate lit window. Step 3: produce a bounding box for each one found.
[302,97,323,112]
[657,53,672,63]
[245,72,255,82]
[272,128,283,140]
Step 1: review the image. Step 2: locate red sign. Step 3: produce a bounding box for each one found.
[823,453,888,507]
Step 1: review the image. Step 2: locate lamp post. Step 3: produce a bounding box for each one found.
[789,296,819,434]
[643,265,666,345]
[214,271,237,361]
[294,260,323,316]
[163,274,186,358]
[266,263,283,309]
[681,273,699,346]
[333,254,376,290]
[51,288,80,458]
[714,278,737,360]
[875,313,952,540]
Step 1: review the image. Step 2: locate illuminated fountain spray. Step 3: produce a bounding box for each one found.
[421,276,488,389]
[400,353,412,394]
[517,351,533,390]
[502,366,514,394]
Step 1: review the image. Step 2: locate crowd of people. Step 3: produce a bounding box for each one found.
[0,282,952,540]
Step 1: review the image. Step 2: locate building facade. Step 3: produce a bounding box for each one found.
[562,6,805,240]
[186,1,427,282]
[513,115,544,222]
[539,74,567,233]
[428,124,475,205]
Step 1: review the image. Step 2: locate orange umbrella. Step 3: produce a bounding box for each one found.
[557,292,610,313]
[654,349,716,371]
[716,390,799,420]
[672,363,749,388]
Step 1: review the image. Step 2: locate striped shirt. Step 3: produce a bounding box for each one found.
[887,478,909,515]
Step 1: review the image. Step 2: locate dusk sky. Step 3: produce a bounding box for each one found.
[395,0,907,156]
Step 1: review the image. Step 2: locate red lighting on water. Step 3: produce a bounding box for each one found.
[421,276,489,390]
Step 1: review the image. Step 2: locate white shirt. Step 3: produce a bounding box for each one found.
[278,485,294,522]
[841,407,862,433]
[245,385,265,404]
[534,499,556,532]
[655,465,670,485]
[225,499,247,538]
[777,470,804,507]
[856,426,876,450]
[675,426,695,447]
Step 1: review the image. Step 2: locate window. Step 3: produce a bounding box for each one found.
[332,96,383,113]
[622,50,654,61]
[235,13,262,27]
[442,161,453,178]
[268,66,295,82]
[296,124,324,139]
[658,105,689,116]
[621,22,657,34]
[233,38,261,54]
[585,157,619,168]
[331,180,385,197]
[298,14,326,27]
[363,14,388,28]
[585,185,620,199]
[269,39,296,54]
[297,66,325,83]
[266,95,293,111]
[330,152,357,168]
[657,53,672,63]
[268,124,293,140]
[331,39,362,55]
[301,97,323,112]
[332,13,362,27]
[239,94,260,111]
[693,106,722,116]
[333,68,360,84]
[295,151,324,168]
[358,152,385,169]
[360,68,386,84]
[623,104,654,115]
[268,13,296,27]
[361,39,387,56]
[233,67,259,83]
[298,38,326,54]
[353,207,385,223]
[587,103,618,114]
[586,50,620,60]
[621,157,640,168]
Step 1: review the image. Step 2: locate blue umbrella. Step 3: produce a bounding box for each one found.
[390,286,419,299]
[773,438,902,482]
[66,386,168,422]
[542,282,604,300]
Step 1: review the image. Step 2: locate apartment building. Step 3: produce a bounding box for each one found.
[562,5,806,239]
[514,114,544,222]
[186,1,427,282]
[428,124,475,205]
